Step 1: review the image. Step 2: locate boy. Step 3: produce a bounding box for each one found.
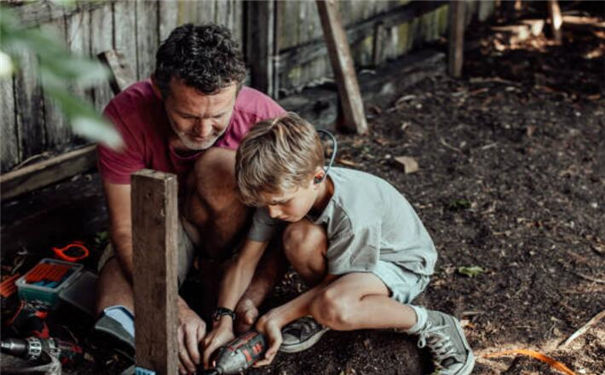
[202,113,474,374]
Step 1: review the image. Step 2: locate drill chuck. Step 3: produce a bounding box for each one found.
[0,336,83,364]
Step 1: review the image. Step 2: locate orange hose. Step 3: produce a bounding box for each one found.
[483,349,577,375]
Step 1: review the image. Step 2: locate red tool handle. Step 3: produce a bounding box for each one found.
[52,241,90,262]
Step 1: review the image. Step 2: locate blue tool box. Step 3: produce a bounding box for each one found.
[15,258,83,309]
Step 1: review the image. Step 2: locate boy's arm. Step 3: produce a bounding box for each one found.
[202,238,269,367]
[253,274,338,367]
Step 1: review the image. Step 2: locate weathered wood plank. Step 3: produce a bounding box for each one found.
[448,0,465,78]
[113,1,138,80]
[0,77,20,173]
[41,18,71,149]
[12,0,104,28]
[230,0,244,46]
[135,0,159,81]
[90,3,114,111]
[215,0,229,27]
[97,50,137,95]
[66,8,92,101]
[0,144,97,201]
[316,0,367,135]
[159,0,179,43]
[246,0,276,97]
[14,49,46,159]
[132,170,179,375]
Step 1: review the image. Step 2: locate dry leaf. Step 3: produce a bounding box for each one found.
[394,156,419,174]
[336,158,359,167]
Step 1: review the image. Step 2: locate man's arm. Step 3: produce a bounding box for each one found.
[201,239,269,368]
[103,181,134,281]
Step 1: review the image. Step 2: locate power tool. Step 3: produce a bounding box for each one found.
[1,336,84,365]
[200,330,267,375]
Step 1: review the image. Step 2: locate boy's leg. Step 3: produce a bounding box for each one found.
[282,219,328,286]
[308,272,418,331]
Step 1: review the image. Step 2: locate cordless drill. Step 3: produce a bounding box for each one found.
[201,331,267,375]
[1,336,84,365]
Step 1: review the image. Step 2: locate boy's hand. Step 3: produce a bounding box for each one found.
[253,311,283,367]
[201,319,235,369]
[177,303,206,374]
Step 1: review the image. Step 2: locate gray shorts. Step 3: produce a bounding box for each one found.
[97,218,196,286]
[371,261,430,304]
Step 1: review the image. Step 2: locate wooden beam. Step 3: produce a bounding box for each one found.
[97,50,137,95]
[316,0,368,135]
[448,0,465,78]
[246,0,278,97]
[0,145,97,201]
[131,170,179,375]
[547,0,563,44]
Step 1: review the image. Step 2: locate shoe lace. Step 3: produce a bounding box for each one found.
[417,322,458,368]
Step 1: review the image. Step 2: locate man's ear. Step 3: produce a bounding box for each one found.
[150,75,164,100]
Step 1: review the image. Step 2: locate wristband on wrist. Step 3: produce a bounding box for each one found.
[212,307,236,322]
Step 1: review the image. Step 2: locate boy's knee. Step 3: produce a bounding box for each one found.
[282,221,326,263]
[310,288,350,329]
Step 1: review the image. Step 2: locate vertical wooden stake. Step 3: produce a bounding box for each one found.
[132,169,179,375]
[547,0,562,45]
[448,0,465,78]
[316,0,368,135]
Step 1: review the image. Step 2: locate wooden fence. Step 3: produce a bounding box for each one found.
[0,0,494,174]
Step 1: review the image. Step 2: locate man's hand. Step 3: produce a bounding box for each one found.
[253,310,283,367]
[177,302,206,374]
[201,318,235,369]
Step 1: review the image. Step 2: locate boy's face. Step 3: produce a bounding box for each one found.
[263,175,321,222]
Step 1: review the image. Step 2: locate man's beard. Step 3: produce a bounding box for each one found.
[175,128,227,151]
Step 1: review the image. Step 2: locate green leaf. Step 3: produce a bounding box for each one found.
[457,266,485,278]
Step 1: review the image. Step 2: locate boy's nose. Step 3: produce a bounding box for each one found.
[268,205,281,219]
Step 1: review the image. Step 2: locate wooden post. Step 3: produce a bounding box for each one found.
[132,170,179,375]
[547,0,562,44]
[246,0,278,98]
[316,0,368,135]
[97,50,137,95]
[448,0,465,78]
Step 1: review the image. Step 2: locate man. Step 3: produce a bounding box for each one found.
[95,23,285,374]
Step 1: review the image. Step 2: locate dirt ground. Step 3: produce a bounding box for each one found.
[2,3,603,375]
[250,5,605,375]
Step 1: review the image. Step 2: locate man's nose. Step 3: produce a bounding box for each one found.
[268,205,281,219]
[194,120,213,137]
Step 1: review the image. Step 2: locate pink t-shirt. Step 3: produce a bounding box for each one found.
[97,81,285,185]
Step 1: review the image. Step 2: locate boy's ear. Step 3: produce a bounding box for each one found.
[313,169,326,185]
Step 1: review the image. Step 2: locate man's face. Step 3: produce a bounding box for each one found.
[162,78,238,151]
[261,177,319,222]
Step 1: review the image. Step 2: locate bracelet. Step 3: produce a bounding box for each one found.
[212,307,236,322]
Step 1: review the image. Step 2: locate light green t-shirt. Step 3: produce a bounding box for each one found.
[247,167,437,276]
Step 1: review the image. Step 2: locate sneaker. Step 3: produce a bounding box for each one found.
[279,316,330,353]
[416,310,475,375]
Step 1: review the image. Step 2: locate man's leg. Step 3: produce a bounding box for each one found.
[183,147,286,329]
[96,258,134,314]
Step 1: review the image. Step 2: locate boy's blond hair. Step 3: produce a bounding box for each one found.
[236,112,325,206]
